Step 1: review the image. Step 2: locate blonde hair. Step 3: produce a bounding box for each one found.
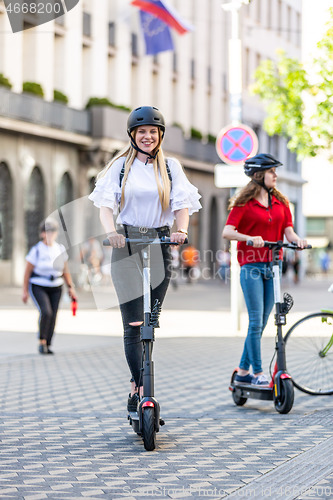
[97,128,171,212]
[228,171,289,209]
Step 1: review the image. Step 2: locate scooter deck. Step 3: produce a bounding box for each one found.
[230,382,274,401]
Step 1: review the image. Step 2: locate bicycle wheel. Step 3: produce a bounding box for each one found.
[284,312,333,395]
[142,407,156,451]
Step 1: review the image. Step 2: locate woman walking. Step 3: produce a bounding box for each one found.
[22,217,76,354]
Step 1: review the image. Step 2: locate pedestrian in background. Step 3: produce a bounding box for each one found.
[89,106,201,412]
[222,154,307,386]
[170,245,180,289]
[181,244,199,283]
[22,218,76,354]
[216,248,230,283]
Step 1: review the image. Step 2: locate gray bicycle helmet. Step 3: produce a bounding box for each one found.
[244,153,282,177]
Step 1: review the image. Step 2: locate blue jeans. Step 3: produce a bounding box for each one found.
[239,262,280,374]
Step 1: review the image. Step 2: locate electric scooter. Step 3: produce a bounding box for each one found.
[104,234,184,450]
[229,240,311,414]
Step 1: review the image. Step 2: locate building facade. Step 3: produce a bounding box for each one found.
[0,0,304,285]
[301,0,333,272]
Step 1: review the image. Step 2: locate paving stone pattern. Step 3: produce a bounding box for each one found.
[0,337,332,499]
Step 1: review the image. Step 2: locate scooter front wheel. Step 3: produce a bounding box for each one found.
[274,378,294,414]
[142,407,156,451]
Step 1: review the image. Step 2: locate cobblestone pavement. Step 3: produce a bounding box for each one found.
[0,335,332,500]
[1,276,333,499]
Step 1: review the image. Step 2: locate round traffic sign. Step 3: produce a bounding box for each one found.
[216,123,258,165]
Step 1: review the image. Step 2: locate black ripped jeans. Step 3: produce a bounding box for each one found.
[111,226,172,388]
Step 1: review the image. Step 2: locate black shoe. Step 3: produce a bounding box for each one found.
[234,373,254,384]
[38,344,48,354]
[127,393,139,413]
[47,348,54,355]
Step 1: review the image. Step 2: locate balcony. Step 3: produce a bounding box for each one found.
[90,106,220,166]
[0,87,90,136]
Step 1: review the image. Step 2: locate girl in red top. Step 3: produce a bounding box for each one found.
[222,154,307,385]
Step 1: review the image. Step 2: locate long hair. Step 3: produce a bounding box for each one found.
[96,128,171,212]
[228,171,289,209]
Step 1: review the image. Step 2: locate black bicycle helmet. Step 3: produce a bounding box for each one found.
[244,153,283,208]
[244,153,282,177]
[127,106,165,135]
[127,106,166,163]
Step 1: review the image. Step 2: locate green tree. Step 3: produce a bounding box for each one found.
[251,7,333,160]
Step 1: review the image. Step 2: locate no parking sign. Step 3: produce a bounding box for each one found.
[216,123,258,165]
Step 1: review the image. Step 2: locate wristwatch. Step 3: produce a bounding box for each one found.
[177,229,188,236]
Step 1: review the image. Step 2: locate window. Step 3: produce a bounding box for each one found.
[25,167,45,250]
[57,172,73,208]
[296,12,301,46]
[306,218,326,236]
[190,59,195,80]
[83,12,91,37]
[256,0,261,23]
[267,0,271,28]
[287,6,291,42]
[108,22,115,47]
[173,53,178,73]
[277,0,282,36]
[207,66,212,87]
[0,162,13,260]
[245,47,250,86]
[131,33,138,58]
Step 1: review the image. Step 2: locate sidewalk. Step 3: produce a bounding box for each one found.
[1,275,332,347]
[0,276,332,499]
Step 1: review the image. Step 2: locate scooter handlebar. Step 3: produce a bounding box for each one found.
[246,239,312,250]
[103,236,188,246]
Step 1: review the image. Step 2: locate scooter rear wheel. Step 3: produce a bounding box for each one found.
[274,378,294,414]
[142,407,156,451]
[232,391,247,406]
[231,372,247,406]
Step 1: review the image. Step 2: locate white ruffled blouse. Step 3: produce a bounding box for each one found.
[88,157,202,228]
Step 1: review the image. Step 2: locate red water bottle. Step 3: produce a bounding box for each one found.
[71,298,77,316]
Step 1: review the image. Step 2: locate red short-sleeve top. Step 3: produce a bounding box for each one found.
[225,196,293,266]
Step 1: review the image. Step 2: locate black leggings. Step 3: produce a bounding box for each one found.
[29,284,62,346]
[111,228,172,387]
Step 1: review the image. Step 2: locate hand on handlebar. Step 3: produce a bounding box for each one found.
[107,231,126,248]
[246,236,265,248]
[170,232,187,245]
[291,238,308,250]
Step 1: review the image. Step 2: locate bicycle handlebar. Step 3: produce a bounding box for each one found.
[246,240,312,250]
[103,236,188,246]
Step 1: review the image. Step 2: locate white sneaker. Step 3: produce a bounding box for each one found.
[252,374,270,386]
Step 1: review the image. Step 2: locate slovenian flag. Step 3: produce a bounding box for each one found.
[132,0,193,55]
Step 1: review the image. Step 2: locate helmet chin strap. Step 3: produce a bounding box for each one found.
[129,135,159,165]
[252,178,273,208]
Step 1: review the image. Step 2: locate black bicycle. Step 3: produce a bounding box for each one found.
[104,234,184,450]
